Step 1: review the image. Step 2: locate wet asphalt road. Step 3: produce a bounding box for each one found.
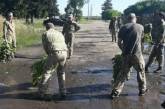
[0,21,164,109]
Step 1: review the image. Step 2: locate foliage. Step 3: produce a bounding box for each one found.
[101,0,121,20]
[102,9,121,20]
[66,0,87,21]
[144,33,152,43]
[0,0,60,19]
[102,0,112,11]
[124,0,165,16]
[32,57,47,86]
[31,57,59,86]
[0,41,15,62]
[112,54,123,83]
[15,20,43,48]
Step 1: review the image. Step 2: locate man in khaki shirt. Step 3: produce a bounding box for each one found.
[39,23,68,100]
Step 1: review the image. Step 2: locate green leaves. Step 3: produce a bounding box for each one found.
[102,9,121,20]
[66,0,86,20]
[0,0,60,18]
[31,57,59,86]
[112,54,123,83]
[144,33,152,43]
[124,0,165,16]
[31,57,47,86]
[0,41,15,62]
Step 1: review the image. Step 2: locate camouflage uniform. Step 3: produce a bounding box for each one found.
[117,17,123,29]
[111,14,147,97]
[62,20,80,59]
[145,15,165,72]
[3,19,16,50]
[109,17,119,42]
[39,24,68,97]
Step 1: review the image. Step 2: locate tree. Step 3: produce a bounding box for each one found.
[0,0,60,22]
[48,0,60,17]
[101,0,120,20]
[102,0,112,11]
[102,9,121,20]
[124,0,165,16]
[66,0,87,20]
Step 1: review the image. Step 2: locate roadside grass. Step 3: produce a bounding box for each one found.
[33,19,44,28]
[15,20,44,49]
[79,18,93,24]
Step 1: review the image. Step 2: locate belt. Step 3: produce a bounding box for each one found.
[54,50,67,53]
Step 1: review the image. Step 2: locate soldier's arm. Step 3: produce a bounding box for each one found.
[141,26,145,43]
[73,22,80,32]
[12,24,16,48]
[118,38,123,50]
[118,27,124,50]
[62,23,66,35]
[109,21,112,30]
[3,21,7,42]
[42,33,49,55]
[12,36,16,48]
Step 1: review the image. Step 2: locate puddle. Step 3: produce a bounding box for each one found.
[71,67,112,75]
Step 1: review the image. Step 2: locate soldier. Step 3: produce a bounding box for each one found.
[62,15,80,59]
[110,13,147,99]
[39,23,68,99]
[3,12,16,57]
[117,16,123,29]
[109,17,119,42]
[145,12,165,73]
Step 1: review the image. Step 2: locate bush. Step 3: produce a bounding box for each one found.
[112,54,123,83]
[31,57,59,86]
[144,33,152,43]
[124,1,165,16]
[102,9,121,20]
[31,57,47,86]
[0,42,15,62]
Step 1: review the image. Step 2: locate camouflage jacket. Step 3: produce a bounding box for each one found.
[152,19,165,44]
[42,28,67,55]
[3,20,16,47]
[62,21,80,35]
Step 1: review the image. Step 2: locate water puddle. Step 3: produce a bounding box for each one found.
[71,67,112,75]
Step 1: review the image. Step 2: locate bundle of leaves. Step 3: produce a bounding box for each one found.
[31,57,59,87]
[0,42,14,62]
[112,54,123,83]
[32,57,47,86]
[144,33,152,44]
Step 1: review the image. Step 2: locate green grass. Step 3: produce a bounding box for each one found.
[33,19,44,28]
[15,19,44,49]
[79,18,93,24]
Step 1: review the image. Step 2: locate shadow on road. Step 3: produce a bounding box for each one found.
[15,53,42,59]
[0,83,138,101]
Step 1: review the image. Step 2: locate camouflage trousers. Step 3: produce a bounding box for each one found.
[110,29,118,42]
[112,54,147,95]
[145,44,164,69]
[64,33,75,58]
[39,50,67,95]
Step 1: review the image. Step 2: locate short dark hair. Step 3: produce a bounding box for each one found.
[128,13,136,20]
[45,23,55,29]
[159,11,165,20]
[6,12,13,18]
